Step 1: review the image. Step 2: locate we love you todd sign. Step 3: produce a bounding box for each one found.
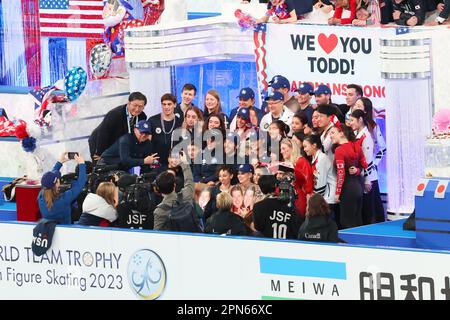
[259,24,397,106]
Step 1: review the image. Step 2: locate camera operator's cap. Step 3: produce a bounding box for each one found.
[237,108,250,121]
[136,120,151,134]
[264,91,284,102]
[269,75,290,90]
[41,170,61,189]
[237,87,255,100]
[314,84,332,96]
[296,83,314,95]
[238,164,254,174]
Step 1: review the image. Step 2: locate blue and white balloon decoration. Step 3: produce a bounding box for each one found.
[64,67,87,101]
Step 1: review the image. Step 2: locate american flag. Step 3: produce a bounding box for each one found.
[253,23,268,94]
[38,0,104,38]
[29,86,54,111]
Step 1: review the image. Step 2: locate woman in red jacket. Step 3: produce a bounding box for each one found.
[291,134,314,218]
[329,123,367,228]
[328,0,359,25]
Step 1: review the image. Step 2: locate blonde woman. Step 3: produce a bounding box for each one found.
[79,182,119,227]
[203,90,230,128]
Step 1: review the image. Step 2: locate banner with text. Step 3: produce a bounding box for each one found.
[1,223,450,300]
[260,24,397,114]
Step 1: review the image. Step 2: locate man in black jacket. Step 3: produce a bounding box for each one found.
[392,0,426,25]
[253,174,300,239]
[99,120,159,172]
[89,92,147,162]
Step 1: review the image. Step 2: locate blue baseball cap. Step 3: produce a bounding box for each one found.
[136,120,151,134]
[264,91,284,101]
[314,84,332,96]
[41,170,62,189]
[237,87,255,100]
[296,83,314,95]
[237,108,250,121]
[269,75,290,90]
[238,164,254,174]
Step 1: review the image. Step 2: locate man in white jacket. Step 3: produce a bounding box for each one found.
[260,91,294,132]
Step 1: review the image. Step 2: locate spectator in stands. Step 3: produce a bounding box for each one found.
[203,90,230,128]
[330,124,367,229]
[153,152,195,230]
[353,97,386,178]
[268,75,300,113]
[328,0,358,25]
[294,83,315,127]
[38,152,87,224]
[149,93,183,170]
[255,0,299,24]
[89,92,147,162]
[342,84,363,123]
[229,87,263,130]
[99,120,159,172]
[176,83,197,117]
[392,0,425,25]
[253,174,300,239]
[349,109,385,224]
[79,182,118,227]
[298,193,339,243]
[432,0,450,24]
[260,91,294,132]
[205,192,251,236]
[314,85,345,122]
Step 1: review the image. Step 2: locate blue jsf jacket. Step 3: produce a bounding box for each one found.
[38,162,87,224]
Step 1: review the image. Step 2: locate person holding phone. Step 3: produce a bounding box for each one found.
[99,120,158,173]
[38,152,87,224]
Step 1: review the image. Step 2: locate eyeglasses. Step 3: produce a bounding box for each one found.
[130,102,145,109]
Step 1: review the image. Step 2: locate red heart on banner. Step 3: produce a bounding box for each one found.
[318,33,338,54]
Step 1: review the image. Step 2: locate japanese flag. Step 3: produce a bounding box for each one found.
[434,180,449,199]
[415,179,429,197]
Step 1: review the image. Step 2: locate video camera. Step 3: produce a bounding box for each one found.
[275,163,296,208]
[116,173,159,230]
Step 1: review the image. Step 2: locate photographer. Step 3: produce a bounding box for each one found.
[253,174,300,239]
[38,152,86,224]
[99,120,159,173]
[116,173,157,230]
[154,152,201,232]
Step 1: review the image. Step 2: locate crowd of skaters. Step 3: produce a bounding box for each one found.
[37,71,386,243]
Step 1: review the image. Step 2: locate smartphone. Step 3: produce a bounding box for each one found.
[68,152,79,160]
